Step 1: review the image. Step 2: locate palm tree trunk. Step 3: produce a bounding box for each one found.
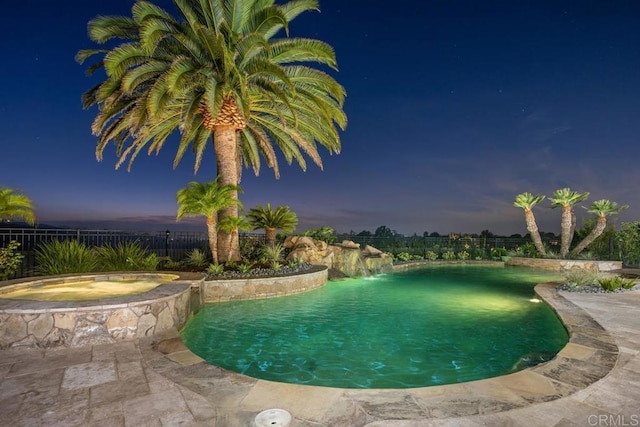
[213,125,240,263]
[560,206,572,257]
[230,230,239,261]
[265,227,276,246]
[571,216,606,256]
[206,216,218,264]
[525,209,547,256]
[568,210,577,254]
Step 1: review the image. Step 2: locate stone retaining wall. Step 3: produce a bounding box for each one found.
[200,266,328,303]
[0,273,200,349]
[505,257,622,272]
[392,260,501,271]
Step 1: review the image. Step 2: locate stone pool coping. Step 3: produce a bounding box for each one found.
[140,281,620,424]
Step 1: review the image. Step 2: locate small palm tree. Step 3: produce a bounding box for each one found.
[176,179,241,263]
[571,200,628,256]
[514,192,547,256]
[0,188,36,225]
[247,203,298,246]
[549,188,589,258]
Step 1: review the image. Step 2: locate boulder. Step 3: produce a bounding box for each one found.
[331,245,364,277]
[284,236,319,250]
[362,245,383,257]
[364,253,394,274]
[339,240,360,249]
[288,245,333,268]
[316,240,328,251]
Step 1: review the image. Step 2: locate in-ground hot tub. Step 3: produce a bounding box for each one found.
[0,272,202,348]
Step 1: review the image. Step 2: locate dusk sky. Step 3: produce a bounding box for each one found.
[2,1,640,236]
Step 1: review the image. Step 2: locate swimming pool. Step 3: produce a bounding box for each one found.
[181,265,568,388]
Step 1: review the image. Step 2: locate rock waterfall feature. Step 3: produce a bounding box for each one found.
[284,237,393,277]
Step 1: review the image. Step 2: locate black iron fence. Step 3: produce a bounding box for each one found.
[1,228,265,279]
[336,234,538,259]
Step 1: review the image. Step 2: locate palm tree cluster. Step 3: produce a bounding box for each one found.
[175,178,298,264]
[78,0,347,262]
[514,188,627,258]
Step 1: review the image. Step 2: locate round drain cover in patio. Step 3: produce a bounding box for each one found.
[254,408,292,426]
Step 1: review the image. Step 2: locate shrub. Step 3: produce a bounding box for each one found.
[262,243,284,264]
[470,247,487,260]
[140,253,160,271]
[563,269,600,290]
[508,247,522,257]
[302,226,337,244]
[456,251,469,260]
[598,276,636,292]
[519,242,541,258]
[206,262,224,275]
[160,257,182,270]
[95,241,157,271]
[598,276,621,292]
[442,251,456,260]
[622,278,638,289]
[0,241,24,280]
[240,236,264,263]
[616,221,640,267]
[490,247,507,259]
[287,258,302,268]
[425,251,438,261]
[185,248,209,268]
[395,252,411,262]
[35,239,98,275]
[544,251,561,259]
[270,260,282,271]
[574,251,596,260]
[237,262,253,274]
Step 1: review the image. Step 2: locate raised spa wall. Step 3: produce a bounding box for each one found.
[0,273,199,349]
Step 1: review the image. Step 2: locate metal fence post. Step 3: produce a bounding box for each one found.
[165,230,170,257]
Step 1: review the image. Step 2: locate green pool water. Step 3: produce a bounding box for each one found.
[181,265,568,388]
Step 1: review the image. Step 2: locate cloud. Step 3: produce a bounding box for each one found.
[518,109,573,144]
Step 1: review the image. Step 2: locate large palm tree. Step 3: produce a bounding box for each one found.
[571,200,628,256]
[219,215,251,262]
[0,187,36,225]
[549,188,589,258]
[77,0,347,262]
[514,192,547,256]
[247,203,297,245]
[176,179,241,263]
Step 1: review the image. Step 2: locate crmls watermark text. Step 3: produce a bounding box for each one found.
[588,415,640,426]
